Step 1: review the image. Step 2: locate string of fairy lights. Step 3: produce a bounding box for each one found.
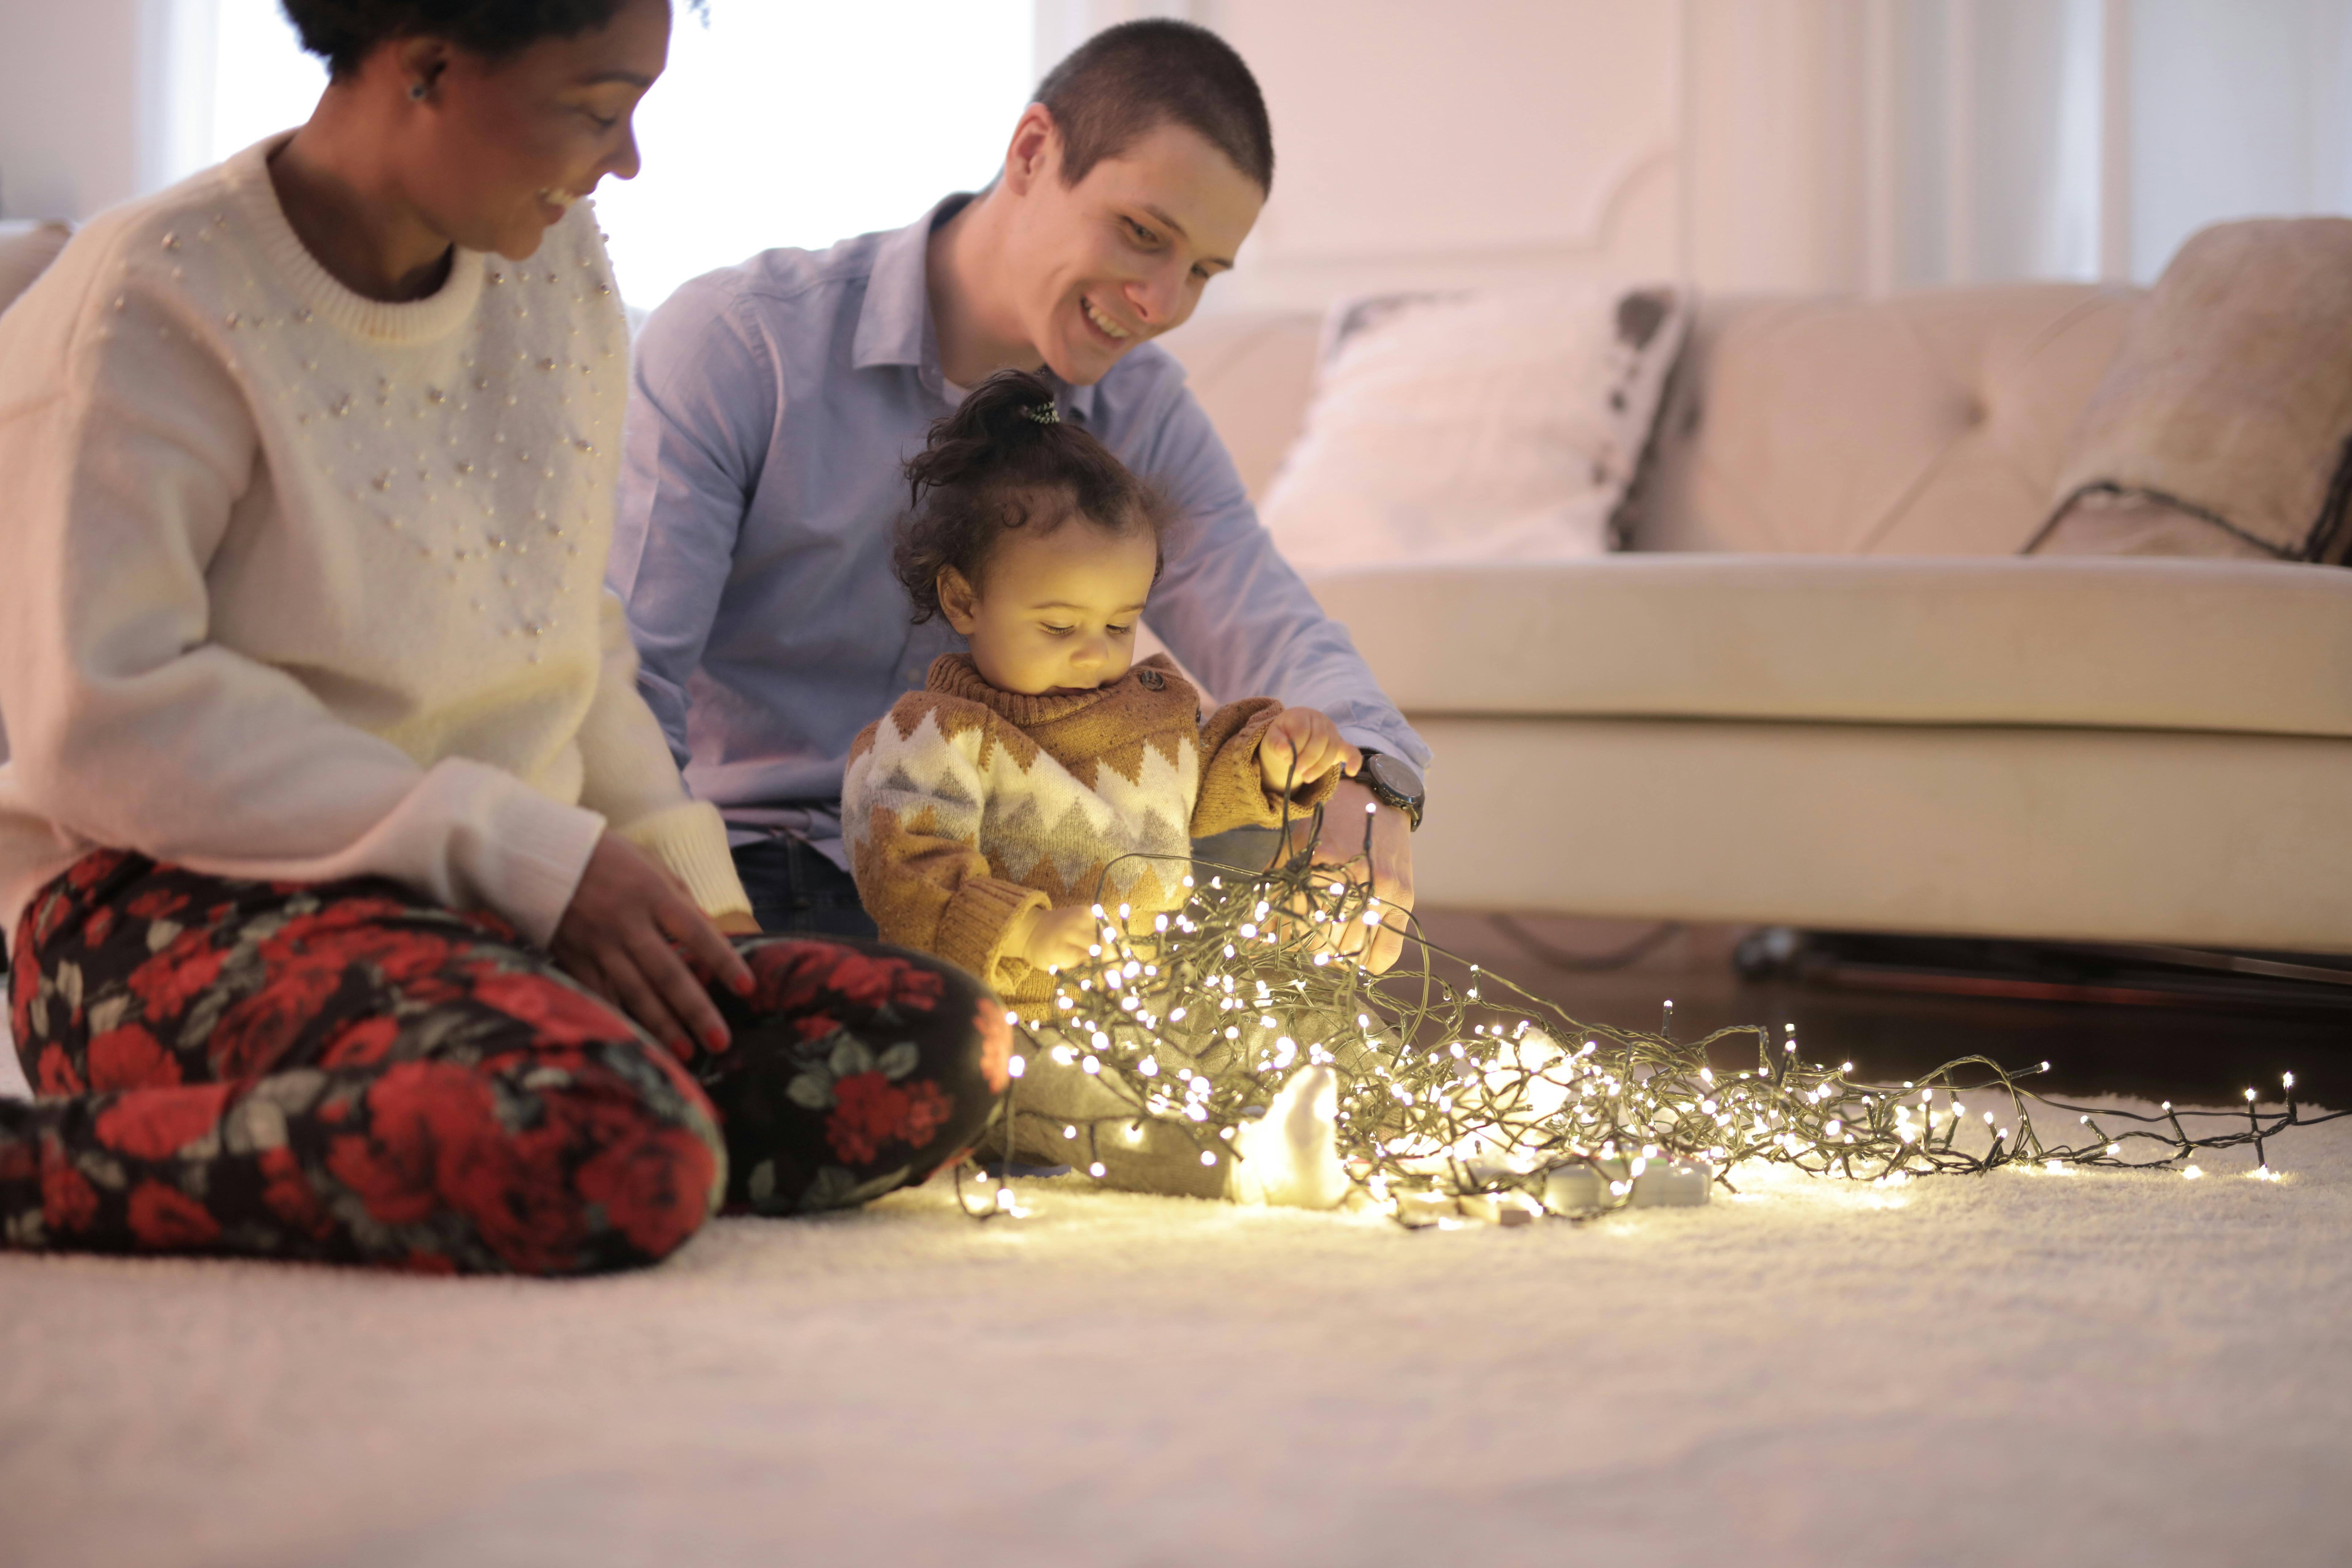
[956,801,2346,1226]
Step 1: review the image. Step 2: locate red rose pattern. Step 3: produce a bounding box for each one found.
[826,1071,912,1165]
[127,1180,221,1248]
[93,1084,234,1161]
[3,853,1001,1270]
[86,1024,179,1093]
[42,1142,99,1234]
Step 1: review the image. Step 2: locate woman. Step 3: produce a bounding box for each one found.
[0,0,1006,1274]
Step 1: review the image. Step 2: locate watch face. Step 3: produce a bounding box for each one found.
[1362,752,1421,805]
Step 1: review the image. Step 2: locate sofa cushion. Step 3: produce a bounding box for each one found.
[1407,714,2352,953]
[2024,487,2278,561]
[1630,286,2138,555]
[1161,285,2141,559]
[1256,283,1689,574]
[1310,555,2352,739]
[2038,217,2352,563]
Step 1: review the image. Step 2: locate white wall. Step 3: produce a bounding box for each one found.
[0,0,152,220]
[1207,0,1682,311]
[1049,0,2352,310]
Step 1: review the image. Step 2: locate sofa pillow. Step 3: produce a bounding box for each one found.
[1257,282,1690,576]
[2032,217,2352,562]
[0,221,72,321]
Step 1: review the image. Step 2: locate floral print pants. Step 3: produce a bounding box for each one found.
[1,851,1009,1275]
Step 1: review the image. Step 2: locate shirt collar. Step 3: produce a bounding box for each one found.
[853,192,1100,424]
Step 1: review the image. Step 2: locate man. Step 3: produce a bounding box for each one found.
[611,19,1429,968]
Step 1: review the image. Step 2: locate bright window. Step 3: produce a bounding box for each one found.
[178,1,1035,309]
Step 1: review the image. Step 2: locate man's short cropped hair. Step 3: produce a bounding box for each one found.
[1035,20,1274,193]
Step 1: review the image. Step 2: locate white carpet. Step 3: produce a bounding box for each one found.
[2,1092,2348,1568]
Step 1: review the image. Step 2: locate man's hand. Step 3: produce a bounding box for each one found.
[1290,778,1415,973]
[552,833,757,1060]
[1010,904,1098,972]
[1259,708,1362,797]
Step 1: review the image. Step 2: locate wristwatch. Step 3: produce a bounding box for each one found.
[1352,749,1426,832]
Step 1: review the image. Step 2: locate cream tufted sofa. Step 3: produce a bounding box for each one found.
[1158,281,2352,956]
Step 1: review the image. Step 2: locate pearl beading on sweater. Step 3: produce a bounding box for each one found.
[115,208,631,668]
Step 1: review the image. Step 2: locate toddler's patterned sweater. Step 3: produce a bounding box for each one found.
[843,653,1337,1000]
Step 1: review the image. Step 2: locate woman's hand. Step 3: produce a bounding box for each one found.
[1010,904,1099,973]
[1259,708,1362,797]
[552,833,756,1059]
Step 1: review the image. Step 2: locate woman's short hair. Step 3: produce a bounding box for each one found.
[281,0,696,78]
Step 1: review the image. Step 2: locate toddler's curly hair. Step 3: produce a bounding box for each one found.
[893,369,1172,624]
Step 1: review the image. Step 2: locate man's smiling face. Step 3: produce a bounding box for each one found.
[1003,115,1265,386]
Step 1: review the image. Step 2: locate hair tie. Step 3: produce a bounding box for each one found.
[1023,400,1061,426]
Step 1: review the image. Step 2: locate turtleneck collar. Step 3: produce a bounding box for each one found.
[926,652,1170,728]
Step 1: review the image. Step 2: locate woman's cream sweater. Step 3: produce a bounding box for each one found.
[0,137,747,951]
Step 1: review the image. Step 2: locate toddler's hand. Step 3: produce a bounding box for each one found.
[1259,707,1362,796]
[1016,904,1099,972]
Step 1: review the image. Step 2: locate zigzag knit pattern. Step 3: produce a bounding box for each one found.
[844,654,1337,998]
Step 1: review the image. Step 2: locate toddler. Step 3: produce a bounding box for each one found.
[843,370,1356,1202]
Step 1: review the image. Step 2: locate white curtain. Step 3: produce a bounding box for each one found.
[1702,0,2352,292]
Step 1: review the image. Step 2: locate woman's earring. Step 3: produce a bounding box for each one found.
[408,81,429,102]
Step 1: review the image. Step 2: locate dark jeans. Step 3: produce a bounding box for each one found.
[733,836,880,940]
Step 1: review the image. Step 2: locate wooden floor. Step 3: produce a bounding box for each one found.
[1408,908,2352,1111]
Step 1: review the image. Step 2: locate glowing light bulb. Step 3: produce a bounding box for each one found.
[1201,1151,1217,1166]
[1007,1055,1025,1079]
[2183,1165,2203,1180]
[1088,1162,1107,1178]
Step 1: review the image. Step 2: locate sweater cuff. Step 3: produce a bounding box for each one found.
[484,792,609,950]
[935,877,1050,989]
[1288,764,1345,814]
[615,800,752,918]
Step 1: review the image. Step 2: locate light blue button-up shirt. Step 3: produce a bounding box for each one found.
[610,196,1429,862]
